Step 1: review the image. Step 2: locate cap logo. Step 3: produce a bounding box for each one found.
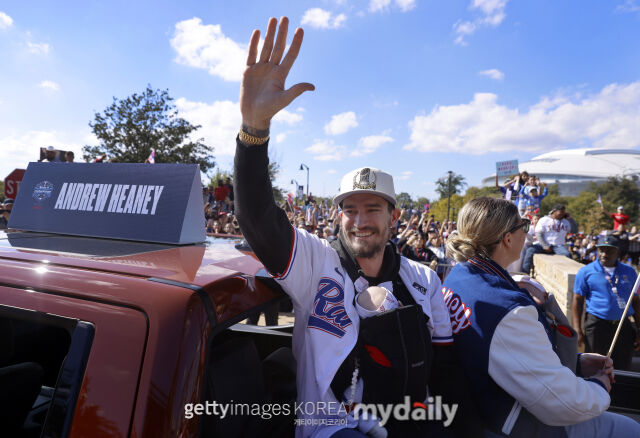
[353,168,376,190]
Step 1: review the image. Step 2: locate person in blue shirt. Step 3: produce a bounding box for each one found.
[519,184,548,215]
[443,197,639,438]
[572,234,640,371]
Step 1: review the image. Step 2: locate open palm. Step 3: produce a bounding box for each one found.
[240,17,315,131]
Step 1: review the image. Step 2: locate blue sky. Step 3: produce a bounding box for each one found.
[1,0,639,201]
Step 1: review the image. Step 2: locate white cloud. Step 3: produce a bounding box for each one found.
[273,109,303,125]
[324,111,358,135]
[0,11,13,29]
[0,130,89,179]
[275,133,287,143]
[327,169,337,174]
[27,41,50,55]
[454,0,509,45]
[38,80,60,91]
[395,0,417,12]
[615,1,640,13]
[473,0,508,24]
[453,21,476,45]
[351,134,394,156]
[405,81,640,155]
[333,14,347,27]
[301,8,347,29]
[171,18,247,82]
[305,139,346,161]
[369,0,391,13]
[397,171,413,180]
[369,0,415,13]
[175,98,240,156]
[479,69,504,80]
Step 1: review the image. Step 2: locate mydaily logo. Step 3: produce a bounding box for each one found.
[353,395,458,427]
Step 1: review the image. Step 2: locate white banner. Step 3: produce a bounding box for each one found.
[496,159,519,178]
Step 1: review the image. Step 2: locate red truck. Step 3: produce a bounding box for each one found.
[1,230,297,438]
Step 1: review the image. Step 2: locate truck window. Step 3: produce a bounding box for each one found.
[0,305,94,438]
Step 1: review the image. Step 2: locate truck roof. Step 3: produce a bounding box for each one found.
[0,230,265,288]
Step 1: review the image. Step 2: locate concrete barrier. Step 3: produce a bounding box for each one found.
[531,254,584,318]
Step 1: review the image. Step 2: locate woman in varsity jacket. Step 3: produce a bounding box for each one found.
[442,197,639,438]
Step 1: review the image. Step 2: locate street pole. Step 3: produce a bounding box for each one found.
[300,163,310,196]
[446,171,453,222]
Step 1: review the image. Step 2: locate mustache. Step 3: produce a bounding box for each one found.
[347,227,377,233]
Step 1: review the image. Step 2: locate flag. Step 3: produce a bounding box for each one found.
[287,193,294,211]
[596,194,602,205]
[146,148,156,164]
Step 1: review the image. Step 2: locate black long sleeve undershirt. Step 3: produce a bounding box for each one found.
[233,138,293,277]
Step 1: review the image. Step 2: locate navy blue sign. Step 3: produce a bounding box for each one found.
[9,162,205,244]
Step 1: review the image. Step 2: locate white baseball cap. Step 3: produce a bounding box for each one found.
[617,206,624,211]
[333,167,396,207]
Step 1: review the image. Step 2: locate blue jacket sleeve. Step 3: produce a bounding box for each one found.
[539,187,548,199]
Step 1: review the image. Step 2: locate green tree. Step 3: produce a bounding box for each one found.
[540,184,570,215]
[593,176,640,224]
[435,172,467,200]
[429,194,465,222]
[566,191,609,234]
[83,85,215,173]
[416,197,430,209]
[463,185,502,203]
[207,169,233,189]
[396,192,413,208]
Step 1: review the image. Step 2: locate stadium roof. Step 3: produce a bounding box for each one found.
[484,149,640,185]
[521,148,640,180]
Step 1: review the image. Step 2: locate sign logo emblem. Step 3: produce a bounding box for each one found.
[32,181,54,202]
[353,168,376,190]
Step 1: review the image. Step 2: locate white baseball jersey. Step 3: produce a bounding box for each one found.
[535,216,570,246]
[273,228,453,438]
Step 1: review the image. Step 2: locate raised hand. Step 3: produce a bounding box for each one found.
[240,17,315,132]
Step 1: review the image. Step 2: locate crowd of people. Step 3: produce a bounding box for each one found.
[203,177,241,235]
[492,170,640,275]
[203,171,640,286]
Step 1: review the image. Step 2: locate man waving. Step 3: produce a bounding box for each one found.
[234,17,474,438]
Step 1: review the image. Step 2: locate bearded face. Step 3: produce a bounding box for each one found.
[339,193,395,259]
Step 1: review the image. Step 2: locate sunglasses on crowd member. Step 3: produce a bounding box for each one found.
[494,218,531,244]
[507,218,531,235]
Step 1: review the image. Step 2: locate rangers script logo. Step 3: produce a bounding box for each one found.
[308,277,352,337]
[442,287,472,334]
[353,168,376,190]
